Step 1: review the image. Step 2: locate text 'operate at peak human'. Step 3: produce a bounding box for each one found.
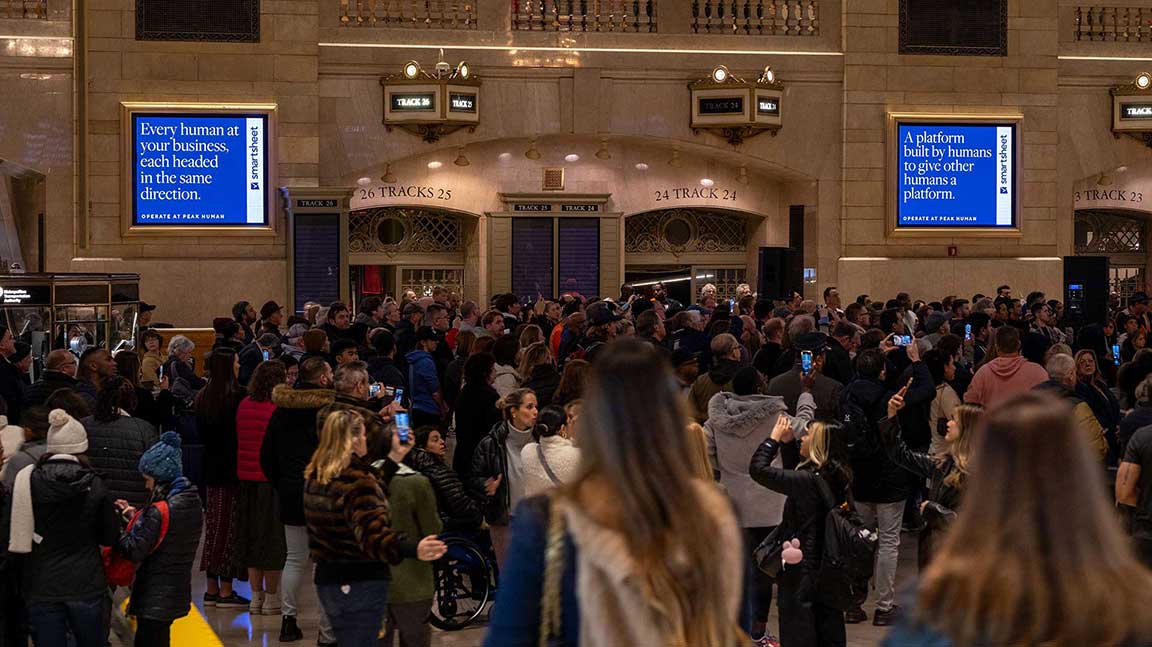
[131,113,268,227]
[896,123,1016,228]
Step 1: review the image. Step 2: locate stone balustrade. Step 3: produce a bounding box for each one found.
[691,0,818,36]
[338,0,478,29]
[1074,6,1152,42]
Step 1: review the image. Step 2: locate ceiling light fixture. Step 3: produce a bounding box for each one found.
[454,148,470,166]
[564,153,580,163]
[700,178,714,187]
[668,146,682,168]
[525,138,541,160]
[635,162,649,171]
[595,137,611,160]
[1136,72,1152,90]
[498,152,512,161]
[737,166,749,185]
[380,163,397,183]
[356,177,372,187]
[427,161,443,169]
[711,65,730,83]
[403,60,421,79]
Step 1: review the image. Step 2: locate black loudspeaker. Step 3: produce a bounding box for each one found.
[1063,256,1109,327]
[758,247,802,301]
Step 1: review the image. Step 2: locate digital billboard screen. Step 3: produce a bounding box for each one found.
[895,122,1017,229]
[131,112,269,227]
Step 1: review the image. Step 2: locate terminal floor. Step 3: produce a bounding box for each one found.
[158,532,919,646]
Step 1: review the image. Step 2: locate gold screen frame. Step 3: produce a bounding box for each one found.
[120,102,279,237]
[886,112,1023,238]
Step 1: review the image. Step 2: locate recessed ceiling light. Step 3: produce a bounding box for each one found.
[635,163,649,171]
[427,161,443,169]
[356,177,372,187]
[700,178,714,187]
[565,154,580,163]
[498,152,512,161]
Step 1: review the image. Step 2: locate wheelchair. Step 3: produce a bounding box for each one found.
[429,530,500,631]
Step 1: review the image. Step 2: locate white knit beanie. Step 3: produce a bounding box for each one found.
[0,415,22,460]
[46,409,88,455]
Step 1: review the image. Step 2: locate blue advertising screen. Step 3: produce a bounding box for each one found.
[131,113,269,227]
[896,122,1016,228]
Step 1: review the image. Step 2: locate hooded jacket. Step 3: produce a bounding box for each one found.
[261,384,336,525]
[521,364,561,408]
[689,358,744,423]
[18,457,120,602]
[705,391,814,527]
[405,349,441,416]
[964,355,1048,407]
[117,478,203,622]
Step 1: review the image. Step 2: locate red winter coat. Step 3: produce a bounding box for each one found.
[236,397,276,482]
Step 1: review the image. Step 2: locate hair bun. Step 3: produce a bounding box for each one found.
[48,409,71,427]
[159,430,182,449]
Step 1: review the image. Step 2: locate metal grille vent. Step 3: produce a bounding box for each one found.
[348,207,463,255]
[625,208,750,254]
[542,168,565,191]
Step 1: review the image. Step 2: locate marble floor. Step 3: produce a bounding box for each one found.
[180,534,918,647]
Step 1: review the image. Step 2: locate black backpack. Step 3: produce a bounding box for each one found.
[813,474,878,611]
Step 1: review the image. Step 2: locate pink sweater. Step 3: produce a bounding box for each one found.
[964,355,1048,408]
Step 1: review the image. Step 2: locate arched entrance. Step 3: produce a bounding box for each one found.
[346,205,477,303]
[624,207,762,305]
[1074,209,1147,307]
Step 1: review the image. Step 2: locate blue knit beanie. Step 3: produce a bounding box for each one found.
[139,431,183,483]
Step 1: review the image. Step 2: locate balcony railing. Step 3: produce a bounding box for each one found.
[692,0,819,35]
[511,1,658,32]
[339,1,478,29]
[1074,6,1152,42]
[3,0,47,19]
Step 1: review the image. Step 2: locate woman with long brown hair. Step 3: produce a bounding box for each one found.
[884,391,1152,646]
[881,395,982,569]
[484,338,745,647]
[194,347,249,608]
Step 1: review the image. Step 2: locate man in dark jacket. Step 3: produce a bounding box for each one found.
[23,350,88,412]
[238,333,281,386]
[260,357,336,643]
[394,303,424,367]
[426,304,455,383]
[232,301,258,346]
[839,346,928,627]
[824,320,857,386]
[367,330,406,391]
[76,347,116,406]
[689,333,745,423]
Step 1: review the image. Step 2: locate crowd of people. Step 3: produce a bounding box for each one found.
[0,282,1150,646]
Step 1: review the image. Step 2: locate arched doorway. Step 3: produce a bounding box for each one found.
[624,207,761,305]
[1074,209,1147,308]
[347,206,475,303]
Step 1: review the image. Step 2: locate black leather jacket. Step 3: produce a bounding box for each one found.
[82,415,159,508]
[118,478,203,622]
[407,448,483,531]
[750,439,850,574]
[468,422,513,526]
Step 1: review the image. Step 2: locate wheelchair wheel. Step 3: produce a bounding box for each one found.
[429,538,492,631]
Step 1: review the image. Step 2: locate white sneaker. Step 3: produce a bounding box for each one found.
[262,591,282,616]
[249,591,265,614]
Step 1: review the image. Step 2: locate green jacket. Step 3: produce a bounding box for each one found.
[385,464,443,603]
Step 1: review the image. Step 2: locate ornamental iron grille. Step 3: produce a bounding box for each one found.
[898,0,1007,56]
[136,0,260,42]
[625,209,749,254]
[1112,266,1144,309]
[695,267,747,302]
[401,268,464,298]
[349,207,463,255]
[1074,211,1145,254]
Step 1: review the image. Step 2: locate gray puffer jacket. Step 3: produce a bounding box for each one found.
[704,391,815,528]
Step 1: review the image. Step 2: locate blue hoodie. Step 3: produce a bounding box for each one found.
[405,349,440,415]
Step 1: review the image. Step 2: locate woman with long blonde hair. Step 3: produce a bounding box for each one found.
[883,389,982,569]
[884,391,1152,646]
[303,409,446,645]
[484,338,745,647]
[751,407,853,647]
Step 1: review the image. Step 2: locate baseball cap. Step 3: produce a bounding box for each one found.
[587,302,623,327]
[139,302,157,313]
